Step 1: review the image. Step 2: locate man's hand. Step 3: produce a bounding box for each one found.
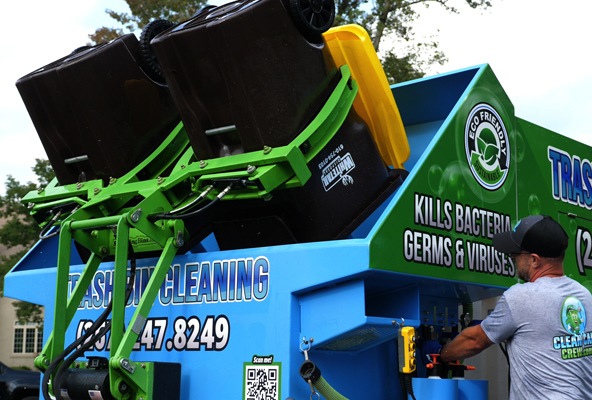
[417,339,443,366]
[440,324,493,363]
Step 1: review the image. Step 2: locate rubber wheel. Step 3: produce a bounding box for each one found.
[289,0,335,41]
[139,19,175,82]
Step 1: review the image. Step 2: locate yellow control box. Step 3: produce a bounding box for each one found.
[398,326,417,373]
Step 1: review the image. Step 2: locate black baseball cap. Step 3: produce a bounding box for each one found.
[492,215,568,258]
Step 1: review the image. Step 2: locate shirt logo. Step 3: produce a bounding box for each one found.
[562,296,586,335]
[553,296,592,360]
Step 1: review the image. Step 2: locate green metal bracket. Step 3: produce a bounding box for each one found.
[108,236,179,399]
[35,213,184,399]
[35,252,103,371]
[24,65,357,228]
[29,64,360,400]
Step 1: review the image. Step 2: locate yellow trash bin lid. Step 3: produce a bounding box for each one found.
[323,24,410,169]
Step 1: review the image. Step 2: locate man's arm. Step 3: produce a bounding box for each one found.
[440,324,494,363]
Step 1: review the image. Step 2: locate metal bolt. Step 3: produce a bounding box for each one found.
[247,165,257,174]
[95,385,100,390]
[37,186,44,194]
[94,187,101,195]
[76,182,83,190]
[181,165,186,169]
[131,208,142,223]
[100,247,108,255]
[120,358,135,374]
[157,176,164,184]
[263,193,273,202]
[109,177,117,185]
[176,230,184,248]
[44,359,50,366]
[75,362,80,368]
[28,203,34,209]
[199,160,208,169]
[263,145,272,154]
[140,363,146,369]
[118,382,129,394]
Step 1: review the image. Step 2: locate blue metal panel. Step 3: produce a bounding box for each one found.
[411,378,459,400]
[4,65,499,400]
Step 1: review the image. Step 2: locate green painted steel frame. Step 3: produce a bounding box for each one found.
[23,65,357,226]
[35,214,181,400]
[30,65,359,400]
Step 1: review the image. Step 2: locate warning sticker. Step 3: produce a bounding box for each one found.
[88,390,105,400]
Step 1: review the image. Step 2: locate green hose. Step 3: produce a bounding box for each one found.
[314,376,349,400]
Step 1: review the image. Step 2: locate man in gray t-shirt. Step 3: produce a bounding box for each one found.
[439,215,592,399]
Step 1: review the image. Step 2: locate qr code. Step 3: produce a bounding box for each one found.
[245,365,279,400]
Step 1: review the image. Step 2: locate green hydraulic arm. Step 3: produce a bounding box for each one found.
[29,65,358,400]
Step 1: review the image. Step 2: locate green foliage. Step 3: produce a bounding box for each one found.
[12,300,44,328]
[89,0,492,86]
[334,0,491,82]
[0,249,28,293]
[89,0,208,44]
[381,40,447,84]
[0,159,55,293]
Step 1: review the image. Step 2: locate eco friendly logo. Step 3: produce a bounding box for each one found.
[562,296,586,335]
[465,103,510,191]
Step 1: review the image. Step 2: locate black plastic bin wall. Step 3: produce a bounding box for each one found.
[150,0,339,159]
[16,34,180,185]
[211,109,405,250]
[149,0,401,248]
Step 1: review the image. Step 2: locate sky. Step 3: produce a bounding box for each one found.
[1,0,590,195]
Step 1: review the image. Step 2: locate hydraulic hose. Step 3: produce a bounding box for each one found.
[148,185,231,221]
[42,246,137,400]
[41,309,111,400]
[39,211,62,240]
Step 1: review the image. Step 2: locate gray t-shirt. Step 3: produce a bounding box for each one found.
[481,276,592,400]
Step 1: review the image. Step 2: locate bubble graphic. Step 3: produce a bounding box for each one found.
[513,130,526,163]
[569,218,578,235]
[439,162,467,202]
[428,164,443,194]
[527,194,541,215]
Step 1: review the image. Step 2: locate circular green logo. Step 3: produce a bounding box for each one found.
[465,103,510,191]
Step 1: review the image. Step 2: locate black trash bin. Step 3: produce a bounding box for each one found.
[150,0,339,160]
[16,34,181,185]
[148,0,404,249]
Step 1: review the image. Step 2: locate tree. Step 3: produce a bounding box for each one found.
[335,0,491,83]
[89,0,208,44]
[0,159,55,326]
[90,0,491,84]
